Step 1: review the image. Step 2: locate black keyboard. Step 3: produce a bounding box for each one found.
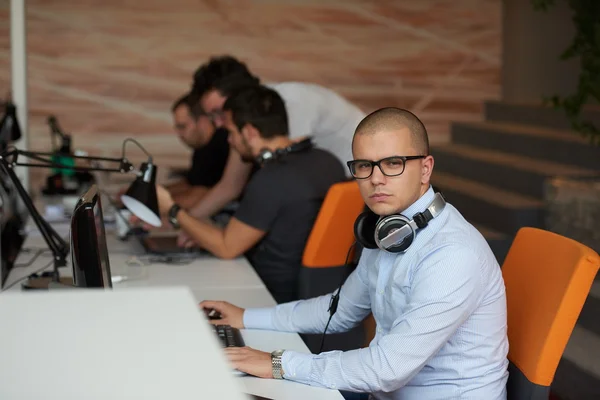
[212,324,245,347]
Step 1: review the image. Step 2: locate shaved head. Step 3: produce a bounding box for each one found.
[353,107,429,155]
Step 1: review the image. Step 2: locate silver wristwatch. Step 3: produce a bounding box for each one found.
[271,349,285,379]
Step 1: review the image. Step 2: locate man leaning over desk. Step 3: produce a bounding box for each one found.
[156,85,346,304]
[200,108,510,400]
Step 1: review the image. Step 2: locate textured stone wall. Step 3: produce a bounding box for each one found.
[0,0,501,184]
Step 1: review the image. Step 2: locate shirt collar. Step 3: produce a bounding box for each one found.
[398,185,435,218]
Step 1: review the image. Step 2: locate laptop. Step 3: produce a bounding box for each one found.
[0,287,249,399]
[138,232,207,256]
[102,194,204,257]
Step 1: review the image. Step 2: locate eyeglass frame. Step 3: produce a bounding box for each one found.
[346,155,427,179]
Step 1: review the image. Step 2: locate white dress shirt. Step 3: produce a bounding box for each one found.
[244,187,509,399]
[266,82,365,170]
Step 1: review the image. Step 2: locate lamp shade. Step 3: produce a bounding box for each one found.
[121,161,162,227]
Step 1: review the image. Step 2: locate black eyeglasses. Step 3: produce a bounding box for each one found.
[346,155,426,179]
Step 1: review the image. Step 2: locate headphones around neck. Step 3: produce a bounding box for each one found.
[256,137,314,165]
[354,192,446,253]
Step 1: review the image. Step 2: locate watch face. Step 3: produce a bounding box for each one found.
[272,349,284,357]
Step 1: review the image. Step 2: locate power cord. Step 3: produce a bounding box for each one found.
[14,248,52,268]
[1,259,54,292]
[319,242,356,353]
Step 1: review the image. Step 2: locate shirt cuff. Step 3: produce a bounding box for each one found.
[242,307,275,330]
[282,350,315,384]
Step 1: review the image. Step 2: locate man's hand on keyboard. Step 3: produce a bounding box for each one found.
[199,300,245,328]
[224,347,274,379]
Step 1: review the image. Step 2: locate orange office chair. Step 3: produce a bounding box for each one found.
[503,227,600,400]
[298,180,366,353]
[301,180,365,272]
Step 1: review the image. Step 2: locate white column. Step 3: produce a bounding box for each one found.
[10,0,28,190]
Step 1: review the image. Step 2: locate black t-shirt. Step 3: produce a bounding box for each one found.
[186,128,230,187]
[234,148,346,303]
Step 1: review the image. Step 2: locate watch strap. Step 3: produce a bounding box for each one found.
[271,350,284,379]
[168,204,181,229]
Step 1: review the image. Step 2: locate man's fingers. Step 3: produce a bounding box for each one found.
[199,300,224,310]
[224,347,251,359]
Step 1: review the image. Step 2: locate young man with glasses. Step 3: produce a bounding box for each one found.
[156,86,346,304]
[200,107,509,400]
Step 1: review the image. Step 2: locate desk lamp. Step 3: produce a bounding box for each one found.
[0,138,162,289]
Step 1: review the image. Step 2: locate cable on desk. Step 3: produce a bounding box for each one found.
[14,248,52,268]
[1,259,54,292]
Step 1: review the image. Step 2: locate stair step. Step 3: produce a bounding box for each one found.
[485,100,600,132]
[432,171,544,235]
[432,144,598,199]
[451,121,600,170]
[576,292,600,337]
[553,352,600,399]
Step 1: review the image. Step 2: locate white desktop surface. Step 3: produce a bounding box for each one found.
[0,287,249,400]
[2,219,344,400]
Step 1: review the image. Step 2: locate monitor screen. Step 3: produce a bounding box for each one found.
[70,185,112,288]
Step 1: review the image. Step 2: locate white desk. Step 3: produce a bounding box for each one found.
[2,223,344,400]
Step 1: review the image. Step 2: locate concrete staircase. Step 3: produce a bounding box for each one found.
[432,100,600,399]
[432,100,600,264]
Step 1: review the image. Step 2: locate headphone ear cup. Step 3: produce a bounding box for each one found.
[354,211,379,249]
[376,216,414,253]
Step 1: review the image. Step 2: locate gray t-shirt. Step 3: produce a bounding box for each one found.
[234,148,346,303]
[266,82,365,173]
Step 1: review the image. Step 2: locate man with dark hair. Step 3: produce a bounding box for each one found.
[183,55,364,226]
[191,55,259,96]
[156,85,346,303]
[165,93,230,209]
[200,107,509,399]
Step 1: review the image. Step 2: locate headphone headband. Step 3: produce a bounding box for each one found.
[256,137,314,165]
[377,192,445,250]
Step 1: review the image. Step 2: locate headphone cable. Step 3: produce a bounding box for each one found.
[318,242,356,353]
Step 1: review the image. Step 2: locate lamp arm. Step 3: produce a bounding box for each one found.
[5,149,135,174]
[0,156,69,276]
[0,147,141,280]
[121,138,152,162]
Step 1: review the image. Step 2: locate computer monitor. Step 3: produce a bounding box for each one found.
[0,168,25,289]
[70,184,112,288]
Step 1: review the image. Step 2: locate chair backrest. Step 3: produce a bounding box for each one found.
[302,180,365,268]
[503,227,600,399]
[299,180,367,354]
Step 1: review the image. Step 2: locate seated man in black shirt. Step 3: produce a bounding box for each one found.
[156,86,346,303]
[167,93,230,209]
